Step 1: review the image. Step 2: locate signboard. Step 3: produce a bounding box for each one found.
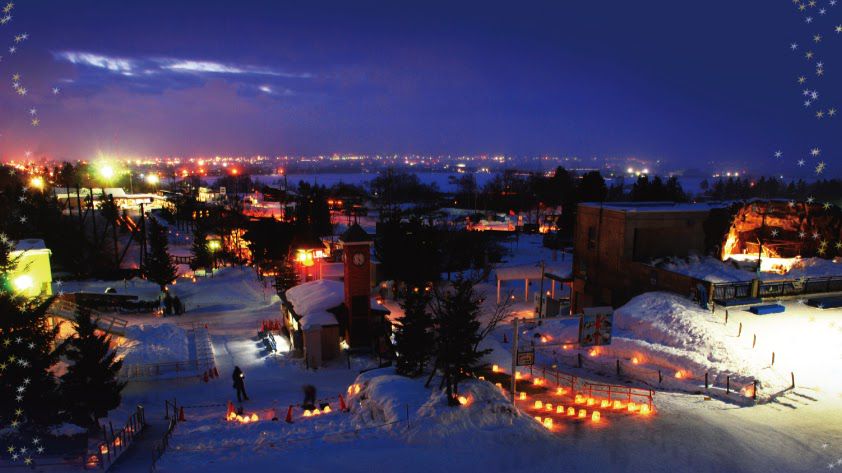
[219,186,227,195]
[516,350,535,367]
[578,306,614,347]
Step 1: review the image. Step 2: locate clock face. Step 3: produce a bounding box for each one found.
[352,252,366,267]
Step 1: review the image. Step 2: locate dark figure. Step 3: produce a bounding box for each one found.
[302,384,316,410]
[163,292,173,316]
[173,296,183,315]
[232,366,249,402]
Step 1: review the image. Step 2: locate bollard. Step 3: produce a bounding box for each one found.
[752,334,757,349]
[725,310,729,325]
[658,370,662,384]
[791,372,795,389]
[738,322,742,337]
[285,405,294,423]
[577,353,583,368]
[772,352,775,366]
[726,376,730,394]
[705,372,709,390]
[616,359,620,376]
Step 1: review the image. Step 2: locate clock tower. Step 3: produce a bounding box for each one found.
[339,224,374,348]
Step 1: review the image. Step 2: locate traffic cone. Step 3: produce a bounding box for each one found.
[285,405,294,423]
[213,366,219,378]
[226,401,235,418]
[178,407,185,422]
[339,394,348,412]
[203,371,209,383]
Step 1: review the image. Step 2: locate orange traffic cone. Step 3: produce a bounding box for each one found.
[178,406,185,422]
[203,371,209,383]
[285,405,294,423]
[226,401,235,418]
[213,366,219,378]
[339,394,348,412]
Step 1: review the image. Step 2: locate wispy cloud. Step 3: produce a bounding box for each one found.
[53,51,313,91]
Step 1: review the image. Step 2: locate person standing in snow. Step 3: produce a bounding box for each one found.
[302,384,316,410]
[232,366,249,402]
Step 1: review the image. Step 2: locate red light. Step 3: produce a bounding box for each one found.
[231,168,239,175]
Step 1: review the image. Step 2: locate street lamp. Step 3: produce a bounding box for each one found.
[29,176,45,191]
[146,174,160,186]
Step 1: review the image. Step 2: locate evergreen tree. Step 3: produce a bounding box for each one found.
[190,222,213,271]
[0,238,62,427]
[395,288,434,377]
[59,308,126,430]
[430,277,489,405]
[274,256,299,293]
[142,218,177,291]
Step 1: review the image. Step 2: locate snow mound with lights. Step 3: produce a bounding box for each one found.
[520,292,792,401]
[351,369,549,444]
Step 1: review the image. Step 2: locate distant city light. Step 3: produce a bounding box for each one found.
[29,176,45,190]
[146,174,160,185]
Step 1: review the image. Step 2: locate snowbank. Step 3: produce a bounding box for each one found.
[351,369,548,444]
[118,324,190,365]
[300,310,339,329]
[654,255,754,283]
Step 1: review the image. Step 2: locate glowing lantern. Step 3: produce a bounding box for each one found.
[545,403,553,412]
[592,411,601,423]
[578,409,587,419]
[478,376,485,381]
[674,371,684,379]
[303,410,313,417]
[540,336,548,343]
[250,413,258,422]
[586,398,595,407]
[589,348,599,357]
[29,176,45,190]
[515,372,523,380]
[632,357,640,365]
[532,378,543,386]
[495,382,503,390]
[227,412,237,421]
[555,387,566,396]
[640,405,651,416]
[556,405,564,414]
[613,400,624,410]
[542,418,554,429]
[534,400,544,409]
[535,416,543,423]
[600,400,610,408]
[627,402,637,413]
[86,455,100,469]
[313,408,321,415]
[563,344,571,350]
[457,396,470,406]
[567,407,575,416]
[99,444,109,455]
[354,385,361,394]
[323,405,332,413]
[574,394,585,404]
[519,392,527,401]
[492,364,500,373]
[114,437,122,447]
[12,275,33,293]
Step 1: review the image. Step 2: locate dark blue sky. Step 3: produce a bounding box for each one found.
[0,0,839,175]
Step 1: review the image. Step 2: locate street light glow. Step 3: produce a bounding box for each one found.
[13,275,34,292]
[30,176,45,190]
[146,174,160,185]
[98,164,115,181]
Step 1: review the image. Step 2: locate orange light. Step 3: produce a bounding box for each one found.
[492,364,500,373]
[589,348,599,357]
[534,400,544,409]
[303,410,312,417]
[99,444,109,455]
[324,405,332,413]
[535,416,543,423]
[545,403,553,412]
[457,395,470,406]
[574,394,585,404]
[519,392,526,401]
[627,402,637,413]
[613,400,624,410]
[567,407,575,416]
[555,387,566,396]
[114,437,122,447]
[313,408,321,416]
[542,418,554,430]
[632,357,640,365]
[495,382,503,390]
[674,371,684,379]
[556,405,564,414]
[600,400,610,408]
[354,384,361,394]
[640,404,651,416]
[515,372,522,380]
[250,413,258,421]
[592,411,601,423]
[578,409,587,419]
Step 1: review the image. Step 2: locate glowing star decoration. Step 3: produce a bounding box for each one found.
[774,150,783,158]
[815,161,826,174]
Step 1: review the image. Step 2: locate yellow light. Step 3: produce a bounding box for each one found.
[534,400,543,409]
[566,407,575,416]
[208,240,221,251]
[519,392,526,401]
[545,403,553,412]
[555,387,566,396]
[578,409,587,419]
[592,411,601,423]
[640,404,651,416]
[29,176,44,190]
[146,174,160,185]
[542,418,553,429]
[250,413,258,421]
[98,164,115,181]
[457,395,470,406]
[492,364,500,373]
[556,405,564,414]
[13,275,33,292]
[323,405,332,413]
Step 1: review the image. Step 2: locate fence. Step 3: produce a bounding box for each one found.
[47,298,129,336]
[120,326,216,381]
[711,276,842,305]
[533,364,655,411]
[151,400,180,472]
[86,405,147,470]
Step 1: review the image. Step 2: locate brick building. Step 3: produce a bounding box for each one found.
[571,202,724,312]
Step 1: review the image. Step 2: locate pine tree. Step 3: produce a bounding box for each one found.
[59,308,126,430]
[274,256,299,293]
[0,238,62,427]
[395,288,433,377]
[431,277,489,405]
[190,222,213,272]
[142,218,177,291]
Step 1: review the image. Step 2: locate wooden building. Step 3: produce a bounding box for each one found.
[571,202,724,312]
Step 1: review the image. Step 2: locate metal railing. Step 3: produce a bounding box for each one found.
[711,276,842,304]
[86,405,147,470]
[151,399,180,472]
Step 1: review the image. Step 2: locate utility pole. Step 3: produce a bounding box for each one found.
[537,260,546,318]
[510,317,519,405]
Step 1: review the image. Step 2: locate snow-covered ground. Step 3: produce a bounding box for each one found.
[656,255,842,283]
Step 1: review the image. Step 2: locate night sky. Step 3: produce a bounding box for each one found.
[0,0,839,174]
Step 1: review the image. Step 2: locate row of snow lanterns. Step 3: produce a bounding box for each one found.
[227,411,260,424]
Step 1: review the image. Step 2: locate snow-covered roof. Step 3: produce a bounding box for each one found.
[300,310,339,329]
[13,239,47,252]
[580,202,727,213]
[285,279,344,316]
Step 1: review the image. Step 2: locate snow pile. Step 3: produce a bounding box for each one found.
[351,369,547,444]
[654,255,754,283]
[49,423,87,437]
[300,310,338,329]
[118,323,190,365]
[781,257,842,279]
[285,279,344,315]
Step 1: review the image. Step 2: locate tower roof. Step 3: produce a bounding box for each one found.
[340,223,371,243]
